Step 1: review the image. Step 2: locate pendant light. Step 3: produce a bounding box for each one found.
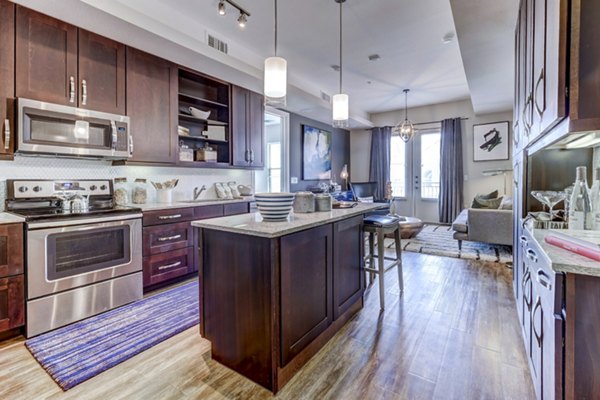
[332,0,348,128]
[264,0,287,106]
[395,89,415,142]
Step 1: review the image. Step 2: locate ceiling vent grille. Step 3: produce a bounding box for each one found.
[207,34,228,54]
[321,91,331,102]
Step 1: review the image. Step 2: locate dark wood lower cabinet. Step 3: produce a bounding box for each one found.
[0,275,24,332]
[199,215,366,393]
[143,247,194,287]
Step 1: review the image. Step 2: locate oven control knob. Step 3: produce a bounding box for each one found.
[33,186,42,192]
[89,185,97,191]
[100,184,107,191]
[18,186,28,193]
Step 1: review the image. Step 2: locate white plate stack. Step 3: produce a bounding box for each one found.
[254,193,295,222]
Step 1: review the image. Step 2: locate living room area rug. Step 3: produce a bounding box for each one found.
[391,224,512,264]
[25,281,199,391]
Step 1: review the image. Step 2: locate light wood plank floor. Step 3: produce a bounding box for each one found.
[0,252,535,400]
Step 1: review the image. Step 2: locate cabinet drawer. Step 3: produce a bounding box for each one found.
[143,208,195,226]
[143,247,194,288]
[0,224,24,279]
[143,222,193,256]
[0,274,24,332]
[194,204,224,220]
[223,202,249,216]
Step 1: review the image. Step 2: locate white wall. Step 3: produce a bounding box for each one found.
[0,156,252,210]
[350,99,513,209]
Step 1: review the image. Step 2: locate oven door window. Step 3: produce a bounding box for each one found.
[46,225,131,280]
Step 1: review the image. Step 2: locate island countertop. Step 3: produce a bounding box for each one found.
[191,203,385,238]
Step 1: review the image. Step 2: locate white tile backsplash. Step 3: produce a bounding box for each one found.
[0,155,253,210]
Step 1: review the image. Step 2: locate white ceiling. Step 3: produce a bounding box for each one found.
[13,0,517,126]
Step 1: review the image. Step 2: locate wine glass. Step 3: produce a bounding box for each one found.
[531,191,567,221]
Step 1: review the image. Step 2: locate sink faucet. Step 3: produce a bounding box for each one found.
[193,185,207,200]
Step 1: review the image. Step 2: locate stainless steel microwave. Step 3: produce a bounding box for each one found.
[17,98,132,159]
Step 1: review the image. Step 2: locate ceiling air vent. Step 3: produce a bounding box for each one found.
[321,91,331,102]
[207,34,229,54]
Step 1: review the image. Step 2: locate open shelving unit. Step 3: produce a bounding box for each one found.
[177,69,231,167]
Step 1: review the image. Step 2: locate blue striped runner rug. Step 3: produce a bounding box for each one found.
[26,280,199,391]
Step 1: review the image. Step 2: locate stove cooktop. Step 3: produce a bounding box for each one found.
[11,205,142,222]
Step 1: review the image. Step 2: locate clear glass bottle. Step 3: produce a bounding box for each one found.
[114,177,129,206]
[133,178,148,204]
[590,168,600,230]
[569,166,592,230]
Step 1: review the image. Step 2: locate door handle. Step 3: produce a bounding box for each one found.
[534,68,545,117]
[522,270,532,308]
[526,248,538,263]
[157,261,182,271]
[244,149,249,163]
[536,269,552,291]
[249,149,254,163]
[520,235,528,248]
[69,76,76,103]
[531,296,543,347]
[522,94,532,136]
[3,119,9,150]
[82,79,88,106]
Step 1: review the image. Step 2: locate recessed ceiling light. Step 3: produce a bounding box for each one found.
[442,31,455,44]
[330,64,340,72]
[368,54,380,61]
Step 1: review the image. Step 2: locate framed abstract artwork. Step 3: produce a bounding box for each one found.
[302,125,332,180]
[473,121,510,161]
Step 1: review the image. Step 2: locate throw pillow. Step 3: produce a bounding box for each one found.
[479,190,499,200]
[357,196,374,203]
[472,196,503,209]
[499,196,513,210]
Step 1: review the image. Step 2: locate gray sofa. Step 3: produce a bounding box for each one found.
[451,208,513,249]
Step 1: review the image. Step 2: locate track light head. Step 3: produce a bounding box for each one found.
[218,1,226,15]
[237,12,247,28]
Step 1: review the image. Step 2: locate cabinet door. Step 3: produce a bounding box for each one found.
[280,224,333,366]
[0,0,14,158]
[531,0,568,140]
[513,14,522,153]
[142,247,194,288]
[0,275,24,332]
[248,90,265,168]
[78,29,126,114]
[0,224,23,279]
[142,222,193,256]
[231,85,249,167]
[127,48,178,164]
[333,215,364,320]
[15,6,78,106]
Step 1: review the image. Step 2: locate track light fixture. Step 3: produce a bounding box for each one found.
[217,0,251,28]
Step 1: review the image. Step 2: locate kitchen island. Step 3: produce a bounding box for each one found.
[192,203,384,393]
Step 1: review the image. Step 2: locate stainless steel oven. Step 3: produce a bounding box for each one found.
[17,98,132,159]
[26,214,143,337]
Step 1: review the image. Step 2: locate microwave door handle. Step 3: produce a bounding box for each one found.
[111,121,118,151]
[128,134,133,156]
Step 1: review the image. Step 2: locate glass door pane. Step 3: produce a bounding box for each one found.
[420,133,441,199]
[390,136,407,198]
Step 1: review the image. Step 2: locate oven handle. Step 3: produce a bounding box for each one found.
[27,213,143,229]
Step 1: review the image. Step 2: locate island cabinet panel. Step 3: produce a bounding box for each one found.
[332,215,364,320]
[126,48,178,164]
[280,224,333,366]
[0,0,14,159]
[200,229,276,390]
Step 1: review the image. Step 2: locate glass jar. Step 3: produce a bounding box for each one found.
[114,177,129,206]
[133,178,148,204]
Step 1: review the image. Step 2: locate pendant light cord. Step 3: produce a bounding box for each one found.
[339,1,343,93]
[274,0,278,56]
[404,90,408,121]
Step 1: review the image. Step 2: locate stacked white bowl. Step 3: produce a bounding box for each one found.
[254,192,295,221]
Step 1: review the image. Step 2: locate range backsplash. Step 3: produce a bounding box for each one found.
[0,156,253,210]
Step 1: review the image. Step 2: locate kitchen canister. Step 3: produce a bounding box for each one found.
[315,194,332,212]
[293,191,315,213]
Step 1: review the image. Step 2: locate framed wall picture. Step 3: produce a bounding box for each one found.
[302,124,332,180]
[473,121,510,162]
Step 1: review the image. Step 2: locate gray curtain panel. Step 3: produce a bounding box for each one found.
[368,126,392,200]
[439,118,464,223]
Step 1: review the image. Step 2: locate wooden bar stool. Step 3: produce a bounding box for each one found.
[363,215,403,310]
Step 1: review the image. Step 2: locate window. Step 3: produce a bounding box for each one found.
[390,136,406,197]
[267,142,281,192]
[420,133,441,199]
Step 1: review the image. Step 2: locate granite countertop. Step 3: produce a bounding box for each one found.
[124,197,253,212]
[532,229,600,277]
[192,203,385,238]
[0,212,25,225]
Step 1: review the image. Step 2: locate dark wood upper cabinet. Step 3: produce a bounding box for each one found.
[78,29,126,114]
[280,224,333,366]
[126,48,178,164]
[231,85,264,169]
[0,0,14,158]
[15,6,78,106]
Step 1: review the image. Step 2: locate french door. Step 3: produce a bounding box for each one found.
[390,128,441,223]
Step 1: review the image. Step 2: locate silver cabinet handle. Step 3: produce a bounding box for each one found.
[69,76,76,103]
[244,149,249,162]
[158,234,182,242]
[520,235,528,248]
[3,119,9,150]
[158,214,182,220]
[536,269,552,291]
[522,270,532,309]
[82,79,88,106]
[513,120,520,146]
[531,296,543,347]
[249,149,254,163]
[522,94,532,136]
[526,248,538,263]
[534,68,545,117]
[158,261,182,271]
